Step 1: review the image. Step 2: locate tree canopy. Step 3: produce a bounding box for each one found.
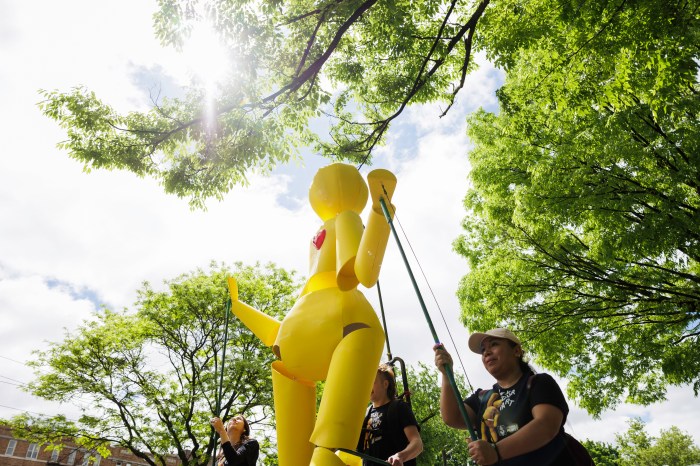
[580,440,620,466]
[11,262,301,466]
[615,417,700,466]
[454,0,699,415]
[40,0,490,207]
[401,362,471,466]
[581,418,700,466]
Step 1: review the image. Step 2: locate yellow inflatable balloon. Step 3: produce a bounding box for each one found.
[228,163,397,466]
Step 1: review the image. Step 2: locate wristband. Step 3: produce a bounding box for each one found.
[490,442,502,464]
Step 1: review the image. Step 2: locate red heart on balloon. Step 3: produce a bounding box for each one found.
[312,229,326,250]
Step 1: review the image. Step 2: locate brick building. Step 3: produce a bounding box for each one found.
[0,426,183,466]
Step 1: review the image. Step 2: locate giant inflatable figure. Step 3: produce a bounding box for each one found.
[227,163,396,466]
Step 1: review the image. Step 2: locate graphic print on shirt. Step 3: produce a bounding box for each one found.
[479,387,526,441]
[363,408,384,450]
[497,387,521,438]
[498,388,516,408]
[481,392,502,441]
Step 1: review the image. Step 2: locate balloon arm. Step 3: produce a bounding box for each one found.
[355,170,397,287]
[367,169,396,209]
[335,210,363,290]
[226,277,280,346]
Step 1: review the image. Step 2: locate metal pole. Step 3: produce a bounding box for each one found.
[217,299,231,414]
[376,281,393,361]
[336,448,391,466]
[212,299,232,466]
[378,197,477,441]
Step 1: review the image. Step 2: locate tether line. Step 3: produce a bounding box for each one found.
[392,211,472,391]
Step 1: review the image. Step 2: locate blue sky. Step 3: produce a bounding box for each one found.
[1,0,699,450]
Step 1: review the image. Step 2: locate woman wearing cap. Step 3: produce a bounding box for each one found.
[211,414,259,466]
[433,328,573,465]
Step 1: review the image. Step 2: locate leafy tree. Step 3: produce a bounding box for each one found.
[399,362,471,466]
[581,440,621,466]
[10,262,301,466]
[615,417,700,466]
[455,0,699,415]
[645,426,700,466]
[39,0,492,207]
[615,418,652,466]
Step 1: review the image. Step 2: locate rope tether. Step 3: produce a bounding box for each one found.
[391,208,472,391]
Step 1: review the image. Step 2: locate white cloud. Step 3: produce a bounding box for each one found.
[0,273,95,355]
[0,272,98,420]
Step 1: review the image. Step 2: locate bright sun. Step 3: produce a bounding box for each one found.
[179,20,231,128]
[180,21,231,93]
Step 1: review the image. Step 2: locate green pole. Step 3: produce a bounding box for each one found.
[217,299,231,413]
[376,281,393,361]
[212,299,232,465]
[336,448,391,466]
[378,197,478,441]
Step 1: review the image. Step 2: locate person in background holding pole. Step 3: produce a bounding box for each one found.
[211,414,259,466]
[357,364,423,466]
[434,328,591,465]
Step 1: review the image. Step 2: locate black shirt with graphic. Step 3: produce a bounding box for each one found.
[465,373,572,466]
[357,400,419,466]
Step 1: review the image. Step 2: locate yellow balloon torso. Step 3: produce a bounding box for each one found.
[275,185,382,380]
[302,219,339,295]
[274,287,381,381]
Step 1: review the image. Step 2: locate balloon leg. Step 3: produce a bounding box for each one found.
[311,326,385,449]
[272,361,316,466]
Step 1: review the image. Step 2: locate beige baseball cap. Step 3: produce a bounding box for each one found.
[468,328,521,353]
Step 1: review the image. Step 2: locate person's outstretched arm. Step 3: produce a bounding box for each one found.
[211,417,230,444]
[434,344,475,429]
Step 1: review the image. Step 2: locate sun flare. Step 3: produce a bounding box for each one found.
[179,20,231,129]
[181,21,231,90]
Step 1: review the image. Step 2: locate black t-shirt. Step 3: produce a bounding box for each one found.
[466,373,571,466]
[357,400,419,466]
[220,438,259,466]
